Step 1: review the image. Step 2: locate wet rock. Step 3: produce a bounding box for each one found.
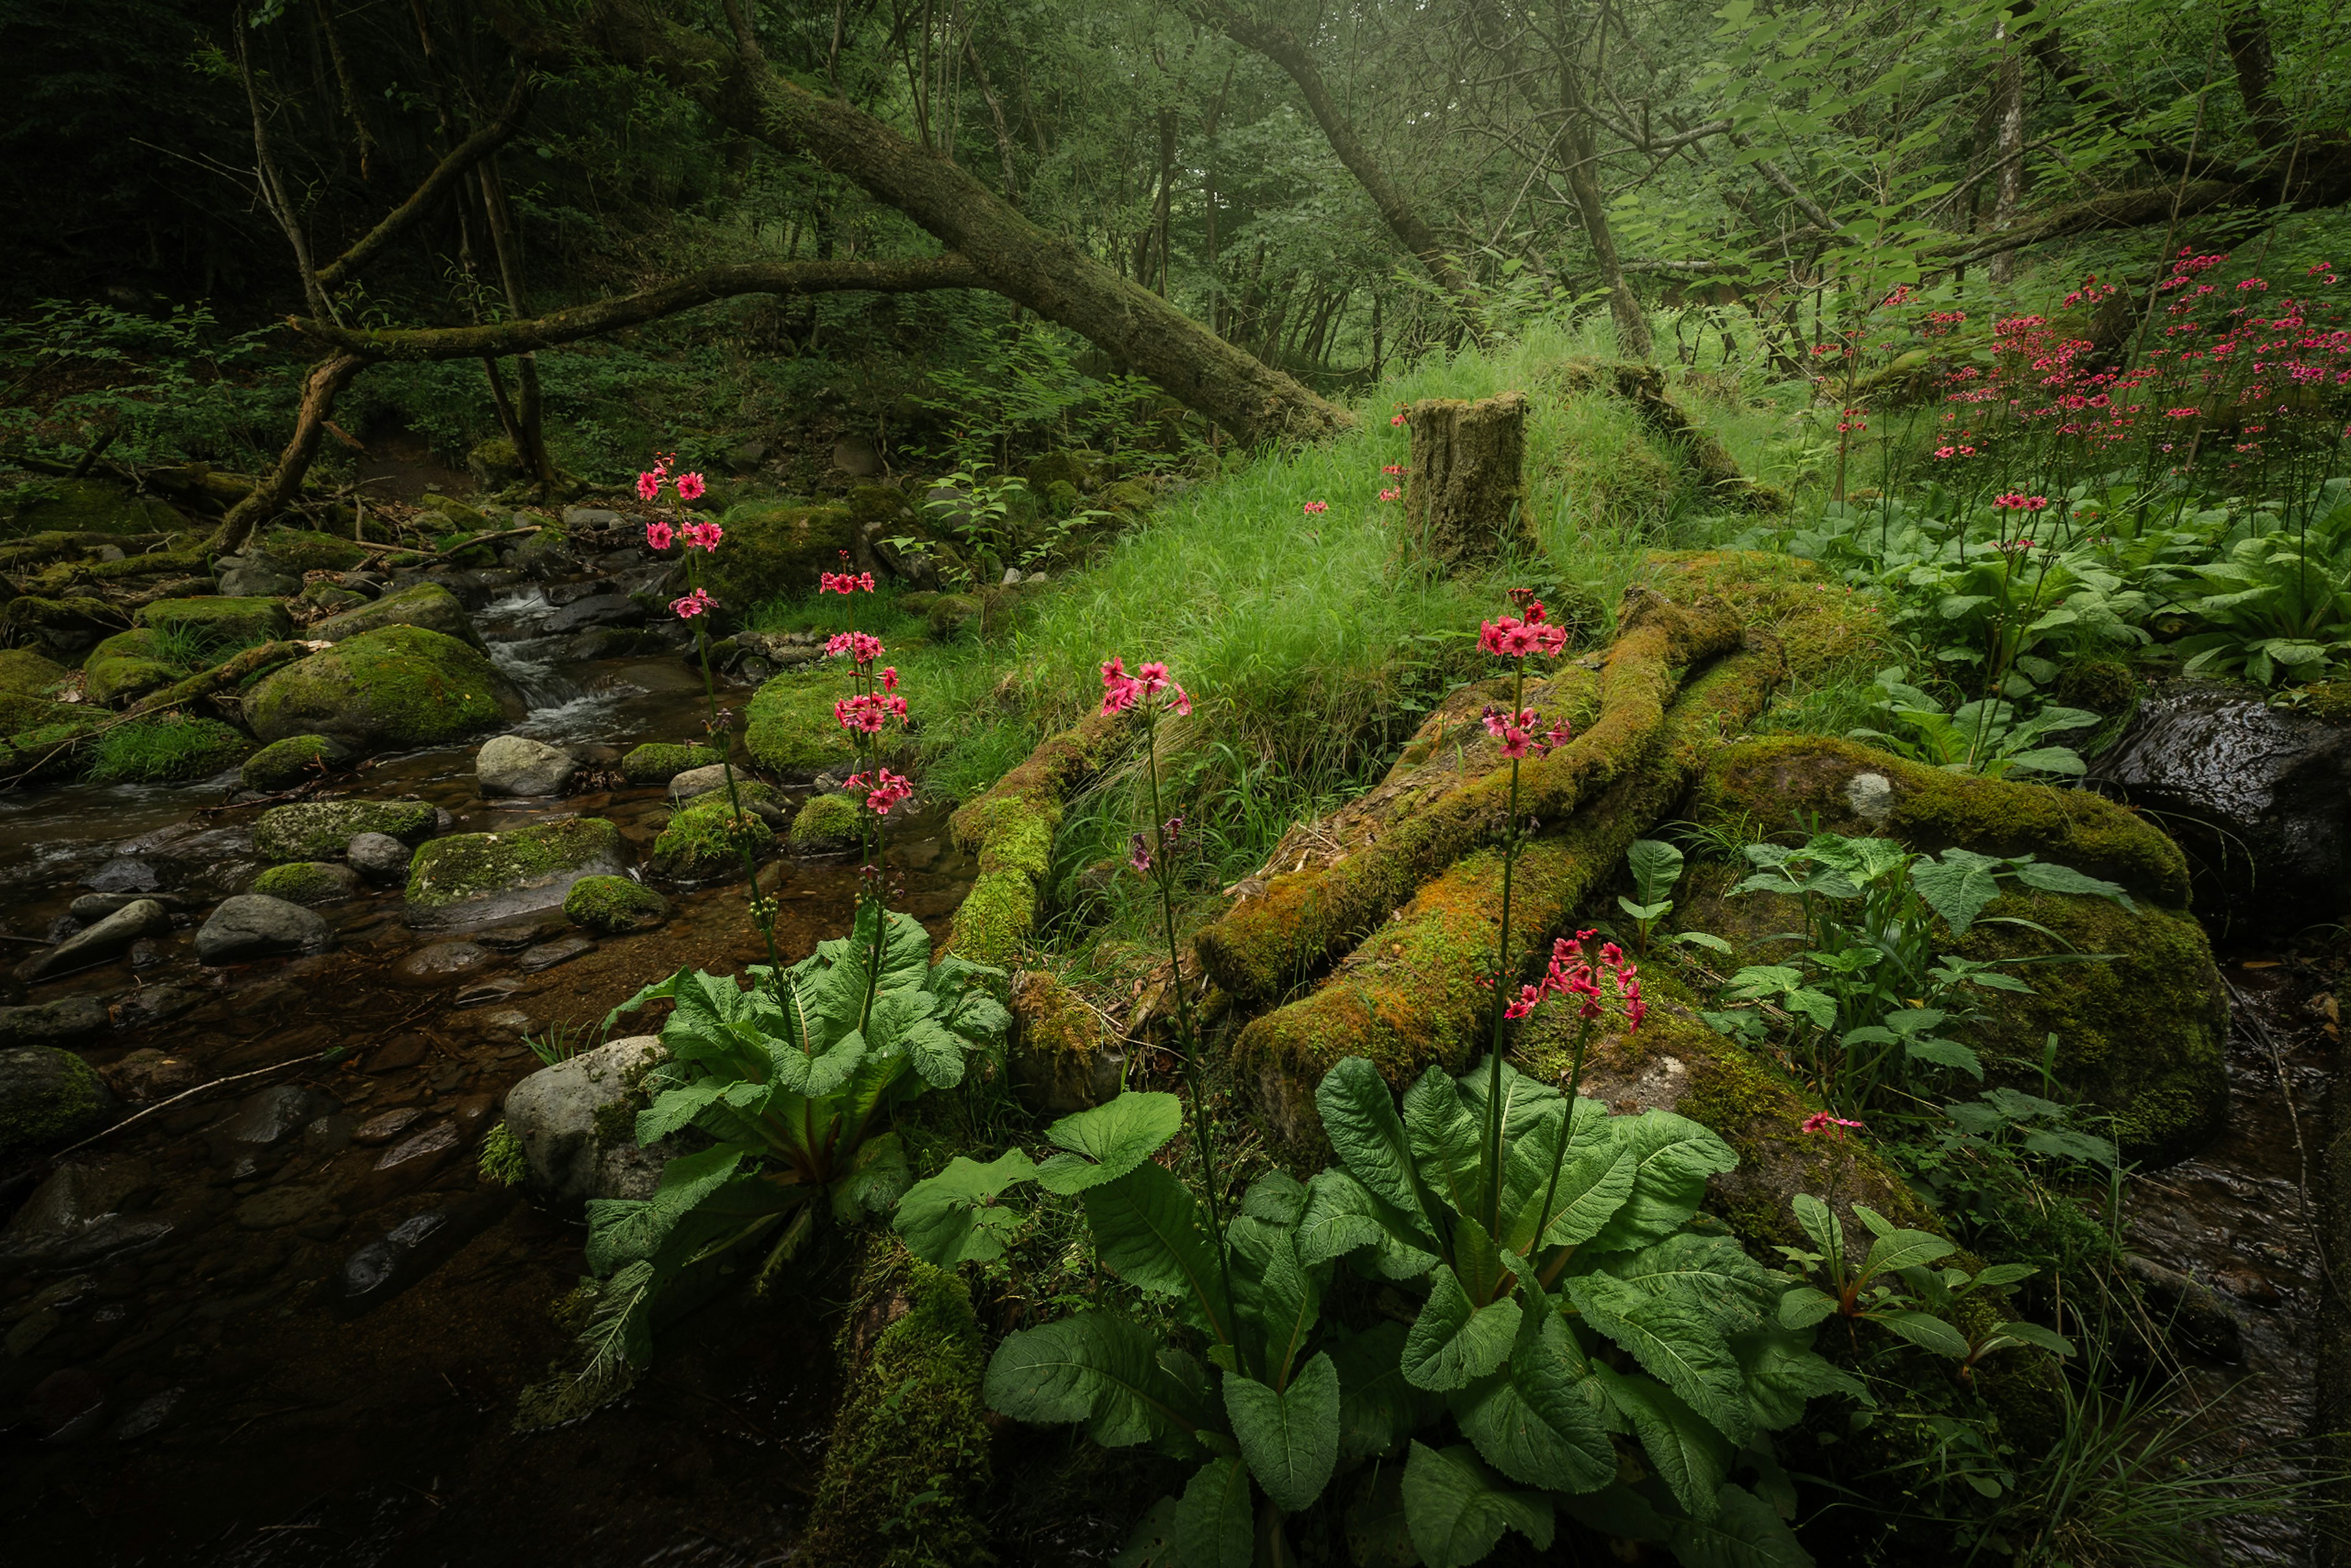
[234,1184,327,1231]
[474,733,577,797]
[114,985,200,1029]
[239,733,353,792]
[703,502,857,607]
[0,1159,167,1266]
[404,817,628,928]
[365,1033,432,1073]
[110,1386,182,1442]
[619,741,720,785]
[193,895,332,963]
[650,783,777,879]
[563,506,624,529]
[0,1046,117,1158]
[28,1367,108,1443]
[311,580,487,652]
[69,891,185,921]
[544,578,617,607]
[371,1120,459,1183]
[474,1007,534,1043]
[345,830,413,883]
[789,792,863,855]
[502,1035,670,1206]
[454,977,525,1008]
[82,858,160,894]
[252,797,438,861]
[2093,678,2351,929]
[544,593,647,634]
[517,935,593,973]
[102,1049,200,1105]
[1010,970,1124,1114]
[245,625,525,753]
[667,762,734,802]
[506,530,575,579]
[217,560,299,597]
[249,861,361,906]
[218,1086,336,1149]
[471,913,571,952]
[394,941,500,983]
[15,899,170,983]
[81,629,181,705]
[354,1106,424,1144]
[562,874,667,934]
[2126,1253,2242,1362]
[0,996,110,1048]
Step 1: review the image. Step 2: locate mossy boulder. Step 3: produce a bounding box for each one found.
[705,501,857,607]
[257,527,369,572]
[2,478,182,537]
[467,436,525,489]
[1008,969,1121,1112]
[250,860,361,906]
[0,1046,118,1160]
[619,742,722,786]
[844,483,912,525]
[0,648,66,698]
[81,629,179,706]
[0,717,102,782]
[925,593,981,640]
[563,874,669,933]
[252,797,439,861]
[310,580,486,652]
[744,671,857,776]
[132,595,292,648]
[650,784,776,879]
[405,816,628,927]
[244,624,522,752]
[788,792,863,854]
[240,733,352,792]
[85,715,250,784]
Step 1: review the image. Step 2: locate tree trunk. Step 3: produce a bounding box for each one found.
[510,0,1348,443]
[1990,24,2027,284]
[208,354,370,555]
[1558,56,1654,359]
[1403,392,1537,571]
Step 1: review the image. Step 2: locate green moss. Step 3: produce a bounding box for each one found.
[789,792,864,853]
[2054,656,2139,715]
[650,785,776,879]
[240,733,351,792]
[0,717,102,782]
[1648,549,1894,686]
[132,596,293,647]
[924,594,981,640]
[563,873,669,933]
[478,1119,529,1185]
[975,798,1055,879]
[258,527,369,572]
[0,1046,113,1160]
[2,478,181,537]
[250,860,357,905]
[2300,679,2351,722]
[310,581,486,651]
[744,671,857,775]
[591,1097,637,1150]
[253,796,438,860]
[800,1253,996,1568]
[619,742,722,786]
[84,715,250,783]
[705,502,858,606]
[0,648,67,696]
[845,484,912,524]
[245,624,519,750]
[81,630,179,705]
[406,817,626,913]
[945,869,1035,970]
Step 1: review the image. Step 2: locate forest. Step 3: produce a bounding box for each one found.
[0,1,2347,1564]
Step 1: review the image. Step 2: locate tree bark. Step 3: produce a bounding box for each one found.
[1404,392,1537,571]
[497,1,1348,443]
[1558,54,1654,360]
[207,354,369,555]
[313,77,535,291]
[1990,23,2027,284]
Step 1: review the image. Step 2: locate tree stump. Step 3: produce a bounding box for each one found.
[1404,391,1536,569]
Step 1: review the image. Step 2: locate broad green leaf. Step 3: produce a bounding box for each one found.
[1316,1057,1423,1217]
[1404,1065,1487,1223]
[984,1310,1210,1451]
[1401,1441,1556,1568]
[1332,1321,1444,1463]
[1496,1096,1621,1251]
[1084,1161,1234,1343]
[1242,1170,1309,1225]
[2008,858,2135,911]
[1730,1328,1867,1431]
[1903,1035,1984,1078]
[1777,1288,1839,1330]
[1173,1457,1253,1568]
[895,1016,973,1089]
[583,1196,663,1276]
[894,1148,1038,1267]
[636,1078,724,1145]
[1968,1262,2038,1291]
[830,1130,910,1223]
[1111,1496,1180,1568]
[1297,1169,1438,1277]
[1790,1194,1842,1262]
[1629,838,1686,907]
[1452,1309,1613,1496]
[1510,1310,1616,1489]
[1873,1308,1970,1357]
[1591,1365,1730,1520]
[1859,1226,1956,1280]
[1908,849,2008,934]
[1583,1111,1740,1253]
[1599,1231,1782,1332]
[1992,1320,2075,1357]
[1567,1269,1751,1444]
[1402,1265,1522,1391]
[1665,1482,1818,1568]
[1224,1352,1340,1514]
[1227,1214,1320,1386]
[1036,1091,1185,1195]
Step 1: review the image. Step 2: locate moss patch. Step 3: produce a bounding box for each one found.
[2,478,182,537]
[132,596,293,647]
[251,860,359,906]
[1647,550,1893,688]
[85,715,249,784]
[241,733,352,792]
[0,648,66,695]
[244,624,520,751]
[478,1119,529,1185]
[0,1045,114,1160]
[406,817,627,916]
[81,630,179,706]
[789,792,864,853]
[800,1250,996,1568]
[258,527,369,572]
[563,874,669,933]
[946,867,1036,970]
[254,797,439,861]
[311,581,486,651]
[620,742,722,786]
[650,785,776,879]
[744,670,857,775]
[705,502,857,607]
[0,716,103,782]
[1009,969,1118,1111]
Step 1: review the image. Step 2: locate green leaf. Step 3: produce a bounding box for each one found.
[1992,1320,2075,1357]
[1790,1194,1842,1262]
[1401,1441,1556,1568]
[1664,1482,1818,1568]
[830,1129,910,1223]
[1297,1169,1438,1277]
[1873,1308,1971,1357]
[1174,1457,1254,1568]
[1629,838,1686,907]
[894,1148,1038,1266]
[1332,1321,1445,1464]
[1402,1265,1522,1391]
[636,1078,725,1145]
[2008,858,2135,912]
[1599,1231,1783,1332]
[1083,1161,1234,1343]
[1035,1090,1185,1195]
[1859,1226,1956,1281]
[984,1310,1210,1451]
[1316,1057,1425,1217]
[1584,1111,1740,1253]
[1567,1269,1751,1444]
[1226,1213,1321,1386]
[1777,1288,1839,1330]
[1591,1365,1730,1520]
[1404,1065,1487,1223]
[1453,1310,1614,1495]
[1224,1352,1340,1514]
[1509,1310,1616,1489]
[1242,1170,1310,1225]
[1907,849,2009,934]
[1903,1035,1984,1078]
[1730,1328,1867,1431]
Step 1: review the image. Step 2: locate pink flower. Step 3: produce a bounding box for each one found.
[1303,500,1329,516]
[680,520,725,552]
[1137,661,1171,694]
[1932,446,1956,459]
[1390,412,1407,426]
[645,520,675,550]
[1379,488,1400,502]
[826,630,883,665]
[1128,833,1152,874]
[674,471,707,500]
[2166,407,2200,419]
[881,666,899,692]
[1383,464,1408,476]
[671,587,713,619]
[1800,1110,1866,1139]
[637,470,663,502]
[846,767,913,813]
[1171,685,1192,717]
[835,694,888,733]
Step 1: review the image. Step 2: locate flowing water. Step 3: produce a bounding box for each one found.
[0,587,978,1565]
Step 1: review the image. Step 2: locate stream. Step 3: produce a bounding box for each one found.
[0,573,978,1566]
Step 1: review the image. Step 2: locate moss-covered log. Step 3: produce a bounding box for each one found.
[1196,587,1744,1005]
[1232,637,1783,1156]
[1556,361,1787,511]
[943,704,1135,966]
[122,640,310,720]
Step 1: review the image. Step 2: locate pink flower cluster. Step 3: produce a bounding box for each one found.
[1930,445,1980,459]
[1992,493,2050,511]
[646,518,722,553]
[834,691,909,734]
[1479,592,1569,659]
[1502,930,1645,1029]
[670,587,713,619]
[1302,500,1329,516]
[1379,489,1401,502]
[1801,1110,1865,1139]
[1100,656,1192,718]
[827,630,884,666]
[1128,814,1183,874]
[1390,411,1408,426]
[636,457,706,503]
[1480,704,1570,760]
[846,767,913,814]
[1383,464,1408,476]
[820,571,876,595]
[1835,407,1869,435]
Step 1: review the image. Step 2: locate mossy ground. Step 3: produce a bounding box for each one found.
[407,817,625,910]
[744,670,858,775]
[258,527,369,572]
[563,873,668,932]
[81,630,179,705]
[253,797,438,861]
[132,595,292,647]
[705,502,857,607]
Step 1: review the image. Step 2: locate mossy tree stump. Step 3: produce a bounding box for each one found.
[1404,390,1536,569]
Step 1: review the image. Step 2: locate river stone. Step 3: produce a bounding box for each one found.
[0,997,110,1048]
[217,561,300,597]
[132,595,292,647]
[394,942,500,983]
[252,798,438,861]
[217,1084,336,1149]
[744,670,858,777]
[2093,678,2351,929]
[83,858,161,893]
[102,1048,200,1104]
[619,742,719,785]
[403,816,627,928]
[14,899,170,983]
[789,792,863,855]
[346,831,412,883]
[563,507,624,529]
[650,782,778,879]
[310,580,487,653]
[517,935,593,972]
[0,1047,117,1158]
[239,733,353,792]
[234,1184,327,1231]
[562,874,667,934]
[667,763,734,803]
[502,1034,671,1206]
[544,593,648,633]
[249,861,361,906]
[81,629,179,706]
[244,625,524,752]
[474,733,577,797]
[193,895,333,962]
[0,1158,166,1267]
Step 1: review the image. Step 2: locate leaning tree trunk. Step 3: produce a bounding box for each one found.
[1403,391,1538,570]
[208,354,370,556]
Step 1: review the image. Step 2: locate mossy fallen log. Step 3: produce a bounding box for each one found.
[1555,359,1787,512]
[943,703,1134,966]
[123,640,310,720]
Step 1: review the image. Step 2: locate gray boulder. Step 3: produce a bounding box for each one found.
[13,899,169,983]
[0,1046,118,1158]
[194,894,333,963]
[545,593,648,633]
[252,797,438,861]
[217,558,300,598]
[310,580,488,653]
[667,763,732,803]
[501,1034,672,1206]
[346,831,412,883]
[474,734,578,797]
